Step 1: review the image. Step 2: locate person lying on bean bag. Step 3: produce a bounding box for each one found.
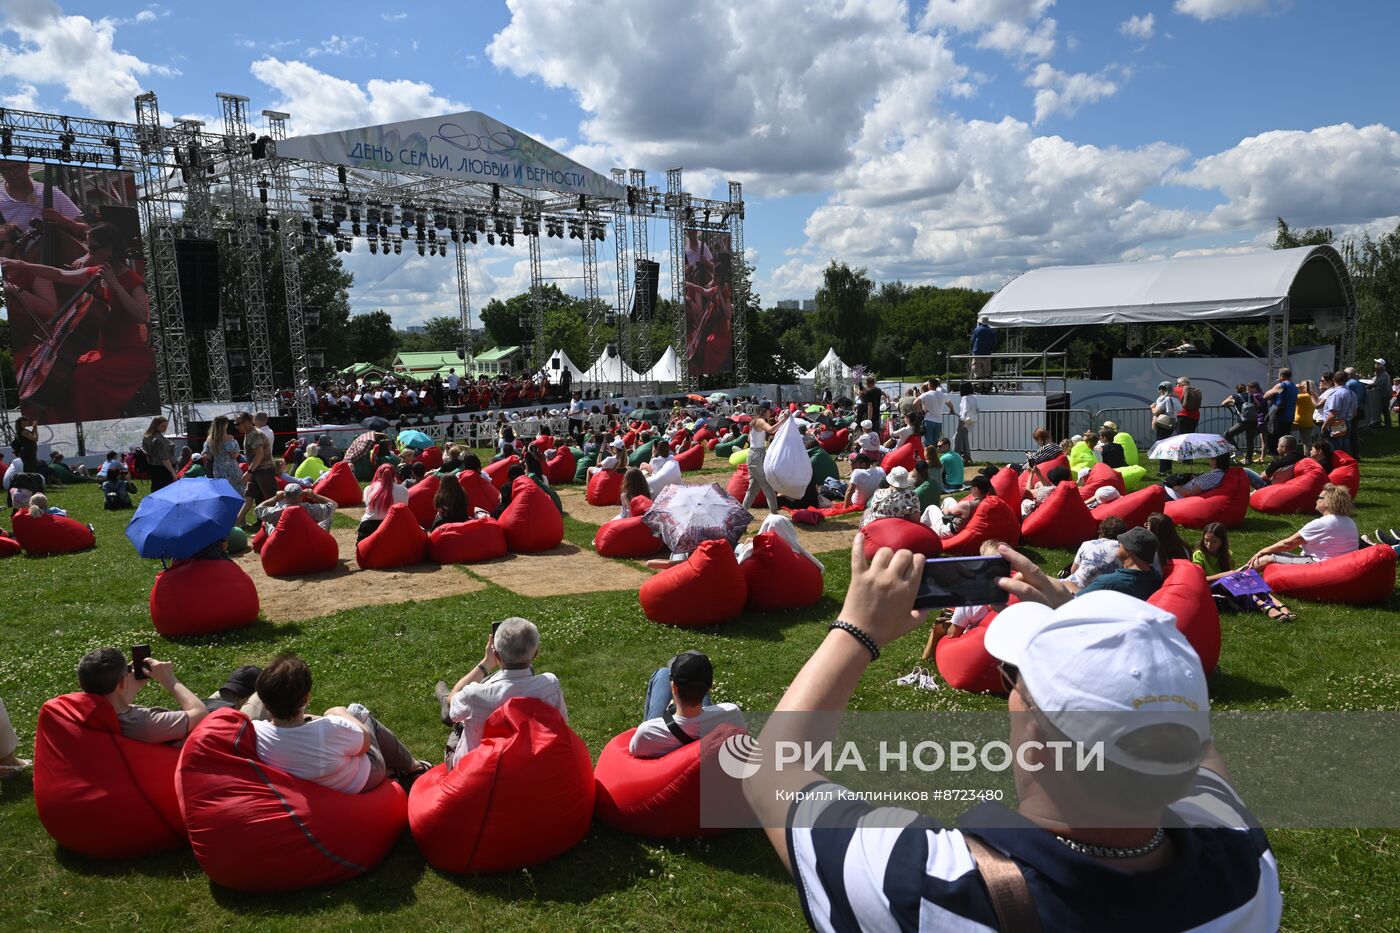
[1247,483,1358,571]
[921,475,992,539]
[737,514,826,610]
[630,650,746,758]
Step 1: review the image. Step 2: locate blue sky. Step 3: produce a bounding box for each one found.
[3,0,1399,339]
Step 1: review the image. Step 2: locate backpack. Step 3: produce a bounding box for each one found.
[1182,385,1203,411]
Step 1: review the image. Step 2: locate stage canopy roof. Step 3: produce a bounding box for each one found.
[277,110,626,200]
[581,349,641,384]
[978,245,1354,328]
[800,347,853,382]
[542,348,585,380]
[641,346,681,383]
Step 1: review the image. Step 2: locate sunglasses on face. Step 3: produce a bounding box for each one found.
[998,661,1020,695]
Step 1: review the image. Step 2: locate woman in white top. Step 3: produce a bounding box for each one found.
[1248,484,1359,568]
[1150,380,1183,476]
[954,384,977,462]
[358,463,409,542]
[741,403,785,514]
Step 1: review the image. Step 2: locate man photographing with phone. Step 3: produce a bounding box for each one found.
[74,647,252,745]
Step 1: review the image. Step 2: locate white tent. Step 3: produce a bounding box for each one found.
[800,347,853,382]
[978,246,1354,328]
[580,349,642,384]
[641,346,682,384]
[541,348,585,381]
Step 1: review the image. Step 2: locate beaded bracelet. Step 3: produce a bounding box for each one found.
[829,620,880,661]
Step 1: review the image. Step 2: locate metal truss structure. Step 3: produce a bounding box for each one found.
[666,168,689,392]
[728,180,748,384]
[628,169,653,395]
[0,96,748,432]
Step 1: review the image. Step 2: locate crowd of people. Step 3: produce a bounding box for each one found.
[305,367,587,425]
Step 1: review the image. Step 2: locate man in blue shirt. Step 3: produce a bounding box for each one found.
[1261,368,1297,449]
[969,318,997,382]
[1079,527,1163,599]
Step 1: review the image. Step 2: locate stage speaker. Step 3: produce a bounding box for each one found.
[175,238,221,328]
[630,259,659,321]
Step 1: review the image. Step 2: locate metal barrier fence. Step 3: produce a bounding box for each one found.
[929,408,1096,459]
[1090,405,1237,453]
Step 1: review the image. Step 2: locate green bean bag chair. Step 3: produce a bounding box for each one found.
[1069,441,1096,476]
[351,457,375,483]
[714,435,748,458]
[808,447,839,486]
[628,440,655,468]
[573,450,597,483]
[1114,432,1140,467]
[729,448,749,466]
[1115,464,1148,492]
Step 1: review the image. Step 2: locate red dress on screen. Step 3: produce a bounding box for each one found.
[71,266,155,421]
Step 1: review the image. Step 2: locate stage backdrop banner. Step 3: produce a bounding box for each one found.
[276,111,626,200]
[0,160,159,425]
[684,230,733,377]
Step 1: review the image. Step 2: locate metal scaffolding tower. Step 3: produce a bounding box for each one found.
[172,117,231,403]
[134,92,194,426]
[667,168,689,391]
[453,236,474,370]
[580,208,603,383]
[263,110,314,426]
[629,169,652,394]
[728,180,748,385]
[526,200,546,374]
[217,93,276,409]
[611,168,632,398]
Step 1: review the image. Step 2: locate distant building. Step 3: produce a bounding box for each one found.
[801,299,817,312]
[776,300,800,310]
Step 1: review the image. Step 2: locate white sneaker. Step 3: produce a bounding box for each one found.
[346,702,370,723]
[894,667,925,686]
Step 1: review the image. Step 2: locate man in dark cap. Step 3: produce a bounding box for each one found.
[1078,527,1163,600]
[630,650,746,758]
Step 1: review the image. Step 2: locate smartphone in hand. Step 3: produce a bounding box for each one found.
[130,644,152,681]
[913,556,1012,609]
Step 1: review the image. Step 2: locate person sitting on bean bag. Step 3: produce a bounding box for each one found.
[615,468,653,520]
[921,474,991,538]
[75,647,259,746]
[359,464,408,542]
[1162,453,1232,499]
[854,419,882,461]
[251,655,427,793]
[432,618,568,769]
[293,444,329,481]
[936,437,965,491]
[432,474,472,529]
[1064,516,1129,592]
[1020,465,1074,518]
[1242,435,1306,490]
[640,438,676,476]
[843,452,886,510]
[631,650,745,758]
[1078,527,1163,600]
[587,439,628,479]
[253,483,336,536]
[859,466,922,528]
[1248,484,1358,570]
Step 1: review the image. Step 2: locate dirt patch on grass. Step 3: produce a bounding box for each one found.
[466,543,654,597]
[235,526,485,622]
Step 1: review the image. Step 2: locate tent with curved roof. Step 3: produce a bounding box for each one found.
[641,346,681,384]
[580,349,642,385]
[799,348,853,382]
[541,348,585,381]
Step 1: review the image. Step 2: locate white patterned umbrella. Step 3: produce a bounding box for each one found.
[642,482,753,554]
[1146,433,1236,462]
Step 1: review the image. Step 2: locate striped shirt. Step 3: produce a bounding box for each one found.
[787,768,1280,932]
[1184,468,1225,494]
[1028,444,1062,466]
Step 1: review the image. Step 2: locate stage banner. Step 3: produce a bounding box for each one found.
[0,160,159,425]
[277,111,626,200]
[685,230,733,377]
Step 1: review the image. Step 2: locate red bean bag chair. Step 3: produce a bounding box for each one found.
[726,463,766,508]
[1021,454,1070,493]
[407,473,441,529]
[818,428,850,455]
[177,708,407,892]
[586,468,626,506]
[33,692,185,858]
[1078,462,1125,502]
[989,465,1022,502]
[545,446,576,485]
[675,443,704,473]
[532,434,556,453]
[428,517,509,563]
[630,495,653,515]
[1163,468,1250,529]
[356,503,428,569]
[594,725,746,838]
[408,698,593,873]
[881,441,919,474]
[861,517,944,561]
[260,506,339,577]
[640,540,747,627]
[595,517,666,558]
[312,461,363,507]
[1250,456,1326,515]
[0,533,20,558]
[457,469,502,515]
[1328,450,1360,500]
[150,559,260,637]
[499,476,563,553]
[1261,545,1396,604]
[935,619,1004,695]
[418,445,444,471]
[483,455,520,491]
[1021,482,1100,549]
[692,427,716,446]
[12,510,95,555]
[741,531,824,610]
[942,495,1021,555]
[1092,483,1168,528]
[250,525,269,553]
[1146,560,1221,674]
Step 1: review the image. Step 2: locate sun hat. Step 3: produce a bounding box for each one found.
[984,591,1209,776]
[886,466,915,489]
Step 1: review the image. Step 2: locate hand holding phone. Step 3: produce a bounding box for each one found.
[130,644,151,681]
[913,556,1012,609]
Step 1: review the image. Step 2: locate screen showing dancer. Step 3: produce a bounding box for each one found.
[684,229,732,377]
[0,159,158,425]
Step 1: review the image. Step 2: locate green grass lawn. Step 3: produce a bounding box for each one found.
[3,437,1400,930]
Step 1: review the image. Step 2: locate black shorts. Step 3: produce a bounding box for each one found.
[248,468,278,502]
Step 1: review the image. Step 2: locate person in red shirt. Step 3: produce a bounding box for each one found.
[1173,376,1202,435]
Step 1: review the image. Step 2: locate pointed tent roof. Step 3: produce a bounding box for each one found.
[800,348,852,381]
[276,111,626,200]
[642,346,682,383]
[541,348,585,380]
[581,349,642,384]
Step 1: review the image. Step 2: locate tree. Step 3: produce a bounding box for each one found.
[396,316,464,354]
[345,311,398,366]
[1274,217,1334,249]
[812,261,876,364]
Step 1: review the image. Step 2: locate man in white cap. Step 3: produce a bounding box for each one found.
[745,539,1281,932]
[855,420,882,460]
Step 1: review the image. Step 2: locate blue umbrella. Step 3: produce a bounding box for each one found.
[397,429,434,450]
[125,478,245,559]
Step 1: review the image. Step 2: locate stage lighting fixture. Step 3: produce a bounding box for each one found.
[270,217,280,232]
[337,165,347,185]
[494,218,504,235]
[343,236,352,253]
[369,240,378,254]
[428,242,436,256]
[310,199,324,220]
[334,238,343,253]
[434,212,447,230]
[379,224,389,239]
[467,231,478,244]
[477,216,487,233]
[450,229,460,243]
[1,128,11,158]
[487,233,496,245]
[331,204,347,226]
[441,244,448,259]
[401,225,410,240]
[605,312,616,327]
[394,239,402,255]
[366,205,380,225]
[417,241,425,256]
[301,220,312,235]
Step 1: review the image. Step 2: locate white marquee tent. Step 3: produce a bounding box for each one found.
[580,348,642,384]
[799,347,854,382]
[541,348,585,381]
[641,346,682,384]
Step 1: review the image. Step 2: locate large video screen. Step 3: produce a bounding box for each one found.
[684,229,732,377]
[0,160,158,424]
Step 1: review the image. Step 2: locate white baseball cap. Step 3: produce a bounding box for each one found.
[860,419,874,430]
[611,438,626,449]
[984,591,1209,776]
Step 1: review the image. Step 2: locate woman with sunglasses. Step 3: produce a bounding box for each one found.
[1248,484,1358,569]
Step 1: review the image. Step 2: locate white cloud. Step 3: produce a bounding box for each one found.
[306,34,367,58]
[0,0,166,118]
[1025,63,1119,123]
[975,17,1057,59]
[921,0,1055,31]
[380,12,407,22]
[249,58,465,134]
[1120,13,1155,38]
[1,79,37,109]
[1173,0,1278,21]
